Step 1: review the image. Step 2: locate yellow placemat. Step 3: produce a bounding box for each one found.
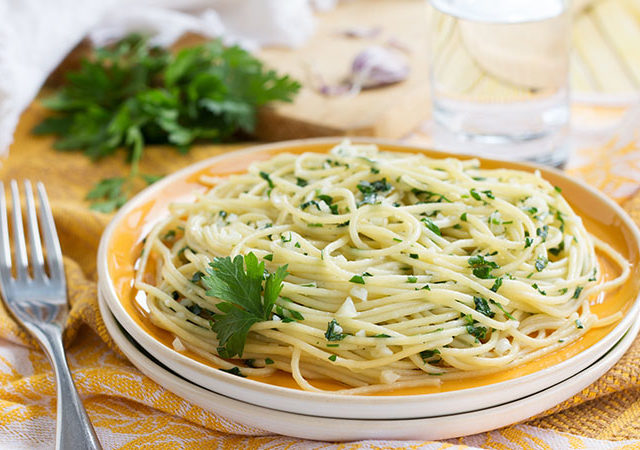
[1,102,640,449]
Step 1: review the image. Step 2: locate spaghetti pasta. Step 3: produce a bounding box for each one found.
[135,141,629,394]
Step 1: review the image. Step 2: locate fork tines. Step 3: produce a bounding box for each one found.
[0,180,64,283]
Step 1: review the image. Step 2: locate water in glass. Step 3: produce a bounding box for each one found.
[429,0,570,166]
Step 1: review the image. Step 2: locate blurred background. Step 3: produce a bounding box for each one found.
[3,0,639,150]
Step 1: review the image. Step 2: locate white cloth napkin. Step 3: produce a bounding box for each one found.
[0,0,328,155]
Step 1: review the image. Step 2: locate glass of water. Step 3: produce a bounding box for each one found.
[428,0,571,167]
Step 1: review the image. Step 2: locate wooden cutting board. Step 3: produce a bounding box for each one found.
[49,0,431,141]
[254,0,431,141]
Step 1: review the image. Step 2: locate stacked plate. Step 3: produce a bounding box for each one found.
[97,138,640,441]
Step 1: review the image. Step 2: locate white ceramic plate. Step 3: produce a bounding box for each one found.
[97,138,640,420]
[99,288,640,441]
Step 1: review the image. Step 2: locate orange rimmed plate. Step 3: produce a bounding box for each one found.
[97,138,640,419]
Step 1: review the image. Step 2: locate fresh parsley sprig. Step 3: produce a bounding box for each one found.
[85,173,162,213]
[34,34,301,211]
[203,252,289,358]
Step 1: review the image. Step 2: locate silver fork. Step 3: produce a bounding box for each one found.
[0,180,102,450]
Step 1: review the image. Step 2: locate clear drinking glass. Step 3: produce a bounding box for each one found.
[428,0,571,167]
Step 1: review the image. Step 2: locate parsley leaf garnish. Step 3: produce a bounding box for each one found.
[191,271,204,283]
[275,305,304,323]
[470,188,482,201]
[259,171,274,188]
[555,210,565,232]
[489,299,515,320]
[422,217,442,236]
[220,367,246,377]
[468,254,499,279]
[462,314,487,341]
[490,277,503,292]
[301,194,339,215]
[467,325,487,341]
[532,283,547,296]
[411,189,451,203]
[420,349,441,362]
[356,178,392,206]
[573,286,584,299]
[482,190,495,199]
[325,319,347,341]
[549,241,565,256]
[537,225,549,242]
[203,252,288,358]
[473,296,495,318]
[535,256,548,272]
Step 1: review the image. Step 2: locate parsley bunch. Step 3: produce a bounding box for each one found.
[34,34,301,212]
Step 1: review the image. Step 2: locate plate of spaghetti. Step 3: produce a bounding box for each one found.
[98,138,640,420]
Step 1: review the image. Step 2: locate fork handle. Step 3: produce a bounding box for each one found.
[26,322,103,450]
